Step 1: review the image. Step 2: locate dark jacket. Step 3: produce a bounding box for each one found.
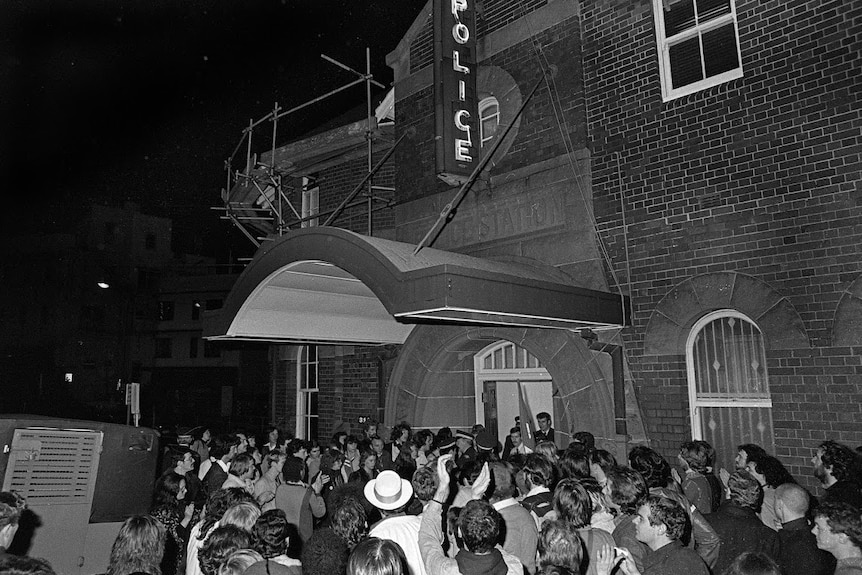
[824,480,862,508]
[777,517,836,575]
[533,427,555,445]
[649,486,720,569]
[707,501,779,574]
[202,461,228,495]
[642,540,710,575]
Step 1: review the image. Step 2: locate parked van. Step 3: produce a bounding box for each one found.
[0,415,160,575]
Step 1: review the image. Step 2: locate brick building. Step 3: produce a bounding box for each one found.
[208,0,861,491]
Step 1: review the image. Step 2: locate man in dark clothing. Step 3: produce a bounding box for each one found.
[775,483,836,575]
[626,495,709,575]
[707,470,779,574]
[812,440,862,508]
[203,434,240,494]
[533,412,555,445]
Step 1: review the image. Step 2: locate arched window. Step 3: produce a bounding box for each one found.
[474,341,551,446]
[478,97,500,147]
[686,310,774,471]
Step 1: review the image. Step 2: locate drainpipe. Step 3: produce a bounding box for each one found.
[581,330,627,436]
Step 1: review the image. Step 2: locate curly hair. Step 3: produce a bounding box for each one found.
[746,453,795,488]
[331,497,368,549]
[553,479,593,529]
[679,441,709,473]
[629,446,672,489]
[390,422,412,443]
[198,488,256,540]
[818,440,859,483]
[489,461,517,500]
[320,448,345,474]
[0,491,26,529]
[303,527,350,575]
[218,549,263,575]
[411,465,438,502]
[198,525,253,575]
[815,500,862,551]
[107,515,165,575]
[572,431,596,453]
[645,495,687,541]
[523,453,555,488]
[458,500,502,554]
[606,466,648,515]
[590,449,617,474]
[727,470,763,510]
[537,519,582,572]
[252,509,289,558]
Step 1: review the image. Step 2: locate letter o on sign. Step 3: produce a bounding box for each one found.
[452,22,469,44]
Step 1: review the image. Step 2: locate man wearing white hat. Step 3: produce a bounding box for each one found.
[366,470,427,575]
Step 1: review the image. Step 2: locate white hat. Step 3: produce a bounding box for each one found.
[364,470,414,511]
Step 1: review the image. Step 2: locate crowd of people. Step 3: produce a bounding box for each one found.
[2,416,862,575]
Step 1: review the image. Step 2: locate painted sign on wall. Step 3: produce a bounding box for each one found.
[434,0,478,185]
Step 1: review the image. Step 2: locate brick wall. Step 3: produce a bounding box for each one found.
[583,0,862,488]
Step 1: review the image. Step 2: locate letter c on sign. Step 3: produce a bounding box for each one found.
[454,110,470,132]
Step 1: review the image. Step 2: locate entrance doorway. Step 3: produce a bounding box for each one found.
[474,341,552,446]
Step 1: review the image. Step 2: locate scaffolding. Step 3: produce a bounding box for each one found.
[214,49,404,249]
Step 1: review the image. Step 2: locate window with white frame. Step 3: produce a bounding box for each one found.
[686,310,774,473]
[296,345,319,440]
[479,97,500,147]
[653,0,743,100]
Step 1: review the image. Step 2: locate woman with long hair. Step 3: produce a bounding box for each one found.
[107,515,166,575]
[347,538,408,575]
[247,509,302,574]
[150,471,194,575]
[190,428,212,463]
[187,488,257,575]
[348,450,378,485]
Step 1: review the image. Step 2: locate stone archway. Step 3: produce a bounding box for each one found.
[384,324,625,445]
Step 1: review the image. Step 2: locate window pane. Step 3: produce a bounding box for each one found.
[664,0,696,37]
[702,23,739,78]
[697,0,731,23]
[504,345,514,369]
[669,36,703,88]
[307,364,318,389]
[310,392,319,414]
[309,417,319,441]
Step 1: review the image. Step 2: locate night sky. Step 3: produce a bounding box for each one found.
[0,0,426,258]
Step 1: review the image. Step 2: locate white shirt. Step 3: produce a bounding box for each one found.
[370,515,427,575]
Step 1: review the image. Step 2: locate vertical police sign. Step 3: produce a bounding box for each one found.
[434,0,478,185]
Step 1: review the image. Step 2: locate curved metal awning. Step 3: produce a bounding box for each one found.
[202,227,630,345]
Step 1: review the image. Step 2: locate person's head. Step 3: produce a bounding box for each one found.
[458,499,502,554]
[391,422,411,444]
[722,552,781,575]
[359,448,378,472]
[363,419,379,439]
[736,444,767,469]
[535,441,558,462]
[489,461,517,502]
[553,479,593,529]
[266,426,280,445]
[572,431,595,453]
[303,527,350,575]
[0,491,26,547]
[345,435,359,452]
[413,430,434,452]
[347,537,408,575]
[264,450,286,475]
[200,488,257,539]
[364,470,413,515]
[589,449,616,485]
[331,497,368,549]
[813,500,862,556]
[371,436,385,455]
[580,476,614,519]
[333,431,349,449]
[322,448,346,473]
[509,427,523,448]
[678,441,709,473]
[727,470,763,510]
[537,519,583,573]
[536,412,552,432]
[234,432,249,454]
[221,502,261,532]
[309,441,322,459]
[746,453,794,488]
[208,434,232,461]
[558,449,591,481]
[252,509,290,558]
[633,495,687,550]
[172,448,196,475]
[695,440,716,471]
[286,438,309,460]
[218,549,263,575]
[0,555,58,575]
[153,471,187,508]
[411,466,438,503]
[813,440,858,484]
[228,453,255,480]
[455,430,474,454]
[107,515,165,575]
[774,483,810,524]
[606,466,648,515]
[523,453,555,489]
[628,445,672,489]
[199,525,253,575]
[457,460,483,487]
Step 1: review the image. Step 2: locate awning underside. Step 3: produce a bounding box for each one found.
[203,228,629,345]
